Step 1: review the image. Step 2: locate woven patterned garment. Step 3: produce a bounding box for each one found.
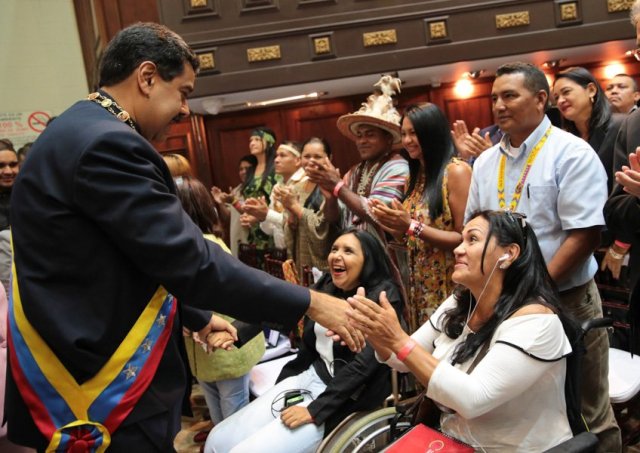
[402,158,463,333]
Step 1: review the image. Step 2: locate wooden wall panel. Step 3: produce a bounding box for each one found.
[430,79,495,130]
[282,100,360,178]
[204,110,283,190]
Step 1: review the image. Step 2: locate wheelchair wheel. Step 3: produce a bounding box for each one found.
[316,407,412,453]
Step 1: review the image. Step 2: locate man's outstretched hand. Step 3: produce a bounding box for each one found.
[306,290,365,352]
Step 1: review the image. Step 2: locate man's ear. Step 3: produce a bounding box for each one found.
[536,90,549,112]
[137,61,157,96]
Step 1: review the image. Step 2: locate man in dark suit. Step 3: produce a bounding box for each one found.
[7,23,363,451]
[603,0,640,354]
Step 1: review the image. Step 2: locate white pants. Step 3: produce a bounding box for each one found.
[205,366,327,453]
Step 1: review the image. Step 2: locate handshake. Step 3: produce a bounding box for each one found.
[184,315,238,353]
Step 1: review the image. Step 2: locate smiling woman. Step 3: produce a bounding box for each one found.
[348,210,576,451]
[205,228,404,453]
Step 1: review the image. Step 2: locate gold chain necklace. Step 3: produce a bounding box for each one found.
[87,92,136,130]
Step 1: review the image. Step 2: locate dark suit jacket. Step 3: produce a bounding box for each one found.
[8,98,310,450]
[589,113,625,195]
[604,109,640,353]
[604,109,640,288]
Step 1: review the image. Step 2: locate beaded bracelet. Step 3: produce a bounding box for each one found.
[407,219,424,238]
[333,181,345,197]
[397,338,417,362]
[608,248,625,260]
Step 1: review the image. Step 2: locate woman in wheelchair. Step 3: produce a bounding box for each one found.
[349,210,575,451]
[205,228,403,453]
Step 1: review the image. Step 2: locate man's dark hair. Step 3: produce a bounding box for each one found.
[99,22,199,87]
[0,139,15,153]
[495,62,550,98]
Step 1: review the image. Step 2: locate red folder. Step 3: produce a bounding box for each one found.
[385,424,475,452]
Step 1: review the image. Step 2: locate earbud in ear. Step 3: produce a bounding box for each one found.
[498,253,510,269]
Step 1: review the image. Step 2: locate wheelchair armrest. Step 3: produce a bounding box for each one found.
[394,394,423,414]
[542,432,598,453]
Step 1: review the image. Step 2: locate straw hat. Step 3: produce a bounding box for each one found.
[337,75,403,148]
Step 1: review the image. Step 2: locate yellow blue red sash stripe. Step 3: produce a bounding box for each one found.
[7,259,177,453]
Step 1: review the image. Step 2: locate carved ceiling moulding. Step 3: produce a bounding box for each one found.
[554,0,581,26]
[425,16,450,44]
[183,0,219,20]
[247,45,281,62]
[195,48,219,74]
[240,0,279,13]
[495,11,530,29]
[607,0,634,12]
[309,32,335,60]
[363,29,397,47]
[297,0,336,5]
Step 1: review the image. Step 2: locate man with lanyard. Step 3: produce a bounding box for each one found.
[7,23,363,452]
[465,62,621,451]
[306,76,409,243]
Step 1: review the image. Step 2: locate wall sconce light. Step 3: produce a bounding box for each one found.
[542,59,563,70]
[454,79,474,99]
[603,63,626,80]
[465,70,485,79]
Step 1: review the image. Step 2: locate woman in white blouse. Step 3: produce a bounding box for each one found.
[348,210,574,452]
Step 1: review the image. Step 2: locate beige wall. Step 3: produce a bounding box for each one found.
[0,0,87,144]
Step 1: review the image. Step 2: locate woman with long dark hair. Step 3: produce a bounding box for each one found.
[240,127,279,251]
[553,67,628,279]
[205,229,403,453]
[349,210,574,451]
[370,103,471,332]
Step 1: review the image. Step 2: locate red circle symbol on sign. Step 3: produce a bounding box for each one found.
[28,111,51,133]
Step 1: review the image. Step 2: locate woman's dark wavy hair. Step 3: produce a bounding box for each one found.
[314,228,398,302]
[301,137,333,213]
[99,22,198,87]
[402,103,454,220]
[242,127,277,193]
[175,175,223,238]
[442,210,560,365]
[554,66,611,140]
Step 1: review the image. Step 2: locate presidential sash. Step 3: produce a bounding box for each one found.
[7,260,177,452]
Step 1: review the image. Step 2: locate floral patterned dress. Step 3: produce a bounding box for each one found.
[403,158,463,333]
[242,172,277,251]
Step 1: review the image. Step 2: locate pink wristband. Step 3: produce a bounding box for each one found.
[396,338,417,362]
[614,240,631,250]
[333,181,345,197]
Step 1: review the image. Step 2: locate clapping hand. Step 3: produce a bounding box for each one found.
[347,288,407,353]
[239,213,259,227]
[211,186,235,205]
[451,120,492,160]
[369,199,411,238]
[305,157,341,192]
[243,197,269,221]
[615,151,640,198]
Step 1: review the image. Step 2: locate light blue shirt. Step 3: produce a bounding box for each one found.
[465,116,607,291]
